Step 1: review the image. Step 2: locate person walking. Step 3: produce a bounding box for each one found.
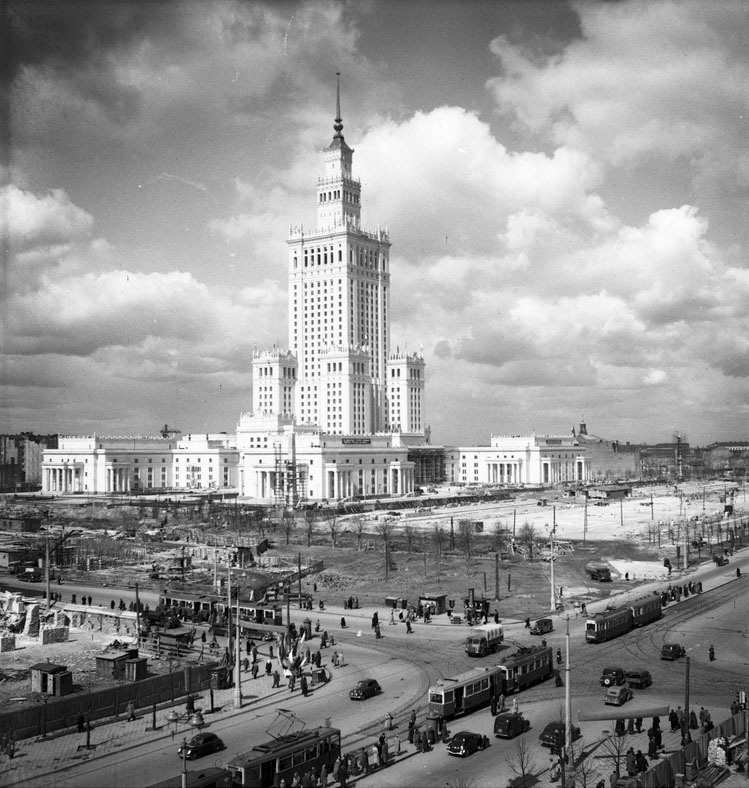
[300,675,308,697]
[626,747,637,776]
[273,669,280,688]
[708,644,715,661]
[635,750,648,773]
[556,648,562,665]
[338,756,349,788]
[251,662,259,680]
[126,701,136,721]
[319,762,328,787]
[266,658,272,676]
[406,619,413,634]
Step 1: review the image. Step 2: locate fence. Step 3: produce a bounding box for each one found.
[0,662,226,742]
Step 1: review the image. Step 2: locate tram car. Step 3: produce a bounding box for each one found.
[585,594,663,643]
[428,666,503,719]
[227,726,341,787]
[497,645,554,694]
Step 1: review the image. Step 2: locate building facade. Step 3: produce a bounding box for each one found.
[446,433,590,487]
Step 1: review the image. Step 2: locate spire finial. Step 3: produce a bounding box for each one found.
[334,71,344,138]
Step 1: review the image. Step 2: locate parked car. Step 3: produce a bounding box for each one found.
[539,721,582,753]
[626,669,652,689]
[530,618,554,635]
[661,643,686,660]
[713,554,729,566]
[494,711,531,739]
[177,732,225,760]
[600,667,626,686]
[605,685,634,706]
[349,678,382,700]
[446,730,490,757]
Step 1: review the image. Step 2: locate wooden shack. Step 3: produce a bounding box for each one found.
[30,661,73,696]
[96,648,139,680]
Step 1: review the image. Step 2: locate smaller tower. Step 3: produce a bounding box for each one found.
[252,349,297,416]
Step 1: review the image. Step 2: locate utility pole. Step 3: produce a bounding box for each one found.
[564,615,572,787]
[549,523,556,613]
[233,587,242,709]
[681,656,691,746]
[583,498,588,546]
[135,583,141,647]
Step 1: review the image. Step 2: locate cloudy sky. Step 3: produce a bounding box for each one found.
[2,0,748,447]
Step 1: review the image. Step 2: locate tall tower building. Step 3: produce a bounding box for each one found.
[288,75,391,434]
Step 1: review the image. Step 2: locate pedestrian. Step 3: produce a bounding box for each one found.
[266,659,272,676]
[635,717,643,733]
[360,747,369,775]
[333,651,339,668]
[242,657,249,672]
[408,720,415,744]
[338,755,348,788]
[332,756,341,784]
[555,670,563,687]
[626,747,637,776]
[341,616,346,629]
[315,650,321,668]
[289,673,296,692]
[338,651,344,667]
[627,718,635,735]
[252,646,258,664]
[319,762,328,787]
[615,718,626,736]
[708,644,715,661]
[300,675,308,697]
[390,609,395,625]
[201,630,206,644]
[381,735,389,764]
[669,708,679,731]
[635,750,648,773]
[77,713,86,733]
[414,727,423,752]
[273,669,280,688]
[525,617,531,628]
[252,662,259,680]
[490,694,498,715]
[406,619,413,634]
[556,648,562,665]
[126,701,136,721]
[269,645,274,660]
[372,612,379,629]
[676,705,684,728]
[690,710,698,729]
[511,696,518,714]
[581,603,587,615]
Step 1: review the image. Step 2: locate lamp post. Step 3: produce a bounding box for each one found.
[181,736,188,788]
[563,615,573,788]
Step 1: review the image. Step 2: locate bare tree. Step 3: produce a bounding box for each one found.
[376,522,394,581]
[351,516,367,551]
[491,520,510,557]
[402,524,416,555]
[505,736,537,787]
[326,516,339,548]
[432,524,445,576]
[596,731,631,783]
[304,509,316,547]
[568,740,602,788]
[457,520,475,574]
[517,522,537,561]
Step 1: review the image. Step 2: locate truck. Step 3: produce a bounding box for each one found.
[585,562,612,582]
[21,566,43,582]
[464,623,503,657]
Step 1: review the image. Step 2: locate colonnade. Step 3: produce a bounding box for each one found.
[44,465,82,493]
[486,461,524,485]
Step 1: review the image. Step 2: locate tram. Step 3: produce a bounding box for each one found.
[497,645,554,693]
[226,726,341,787]
[428,666,502,719]
[585,594,663,642]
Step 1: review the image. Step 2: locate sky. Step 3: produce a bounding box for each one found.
[2,0,748,447]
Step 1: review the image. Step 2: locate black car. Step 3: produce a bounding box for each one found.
[626,669,652,689]
[177,732,225,760]
[661,643,686,661]
[539,721,582,753]
[494,711,531,739]
[349,678,382,700]
[446,730,490,757]
[599,666,625,687]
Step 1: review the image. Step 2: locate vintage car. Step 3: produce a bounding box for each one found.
[605,685,634,706]
[349,678,382,700]
[626,669,653,689]
[177,732,225,760]
[661,643,686,660]
[494,711,531,739]
[539,721,582,754]
[446,730,490,757]
[600,666,626,686]
[530,618,554,635]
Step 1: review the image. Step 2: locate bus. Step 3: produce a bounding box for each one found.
[226,727,341,787]
[497,645,554,693]
[428,666,503,719]
[148,767,232,788]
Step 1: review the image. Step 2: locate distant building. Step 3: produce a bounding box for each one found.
[0,433,57,492]
[446,433,590,486]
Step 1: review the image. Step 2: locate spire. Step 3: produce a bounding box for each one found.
[333,71,344,139]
